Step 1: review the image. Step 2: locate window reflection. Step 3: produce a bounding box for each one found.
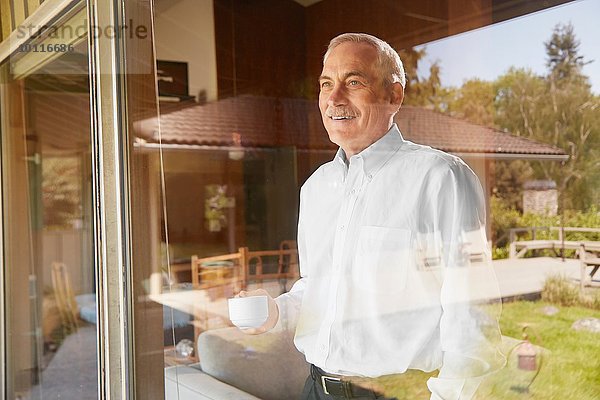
[147,1,595,400]
[0,33,97,400]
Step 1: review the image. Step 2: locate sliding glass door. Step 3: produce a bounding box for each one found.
[1,0,164,398]
[0,2,98,399]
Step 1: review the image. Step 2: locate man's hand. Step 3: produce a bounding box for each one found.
[235,289,279,334]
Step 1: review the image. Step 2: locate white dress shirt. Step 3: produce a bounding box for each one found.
[275,124,505,400]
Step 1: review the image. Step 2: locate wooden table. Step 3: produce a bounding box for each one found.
[163,346,197,367]
[149,282,290,339]
[580,244,600,289]
[149,289,232,339]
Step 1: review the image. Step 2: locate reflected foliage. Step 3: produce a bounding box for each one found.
[412,23,600,212]
[400,47,451,111]
[545,22,589,81]
[541,274,600,309]
[42,157,82,229]
[492,160,535,211]
[491,199,600,258]
[448,78,496,126]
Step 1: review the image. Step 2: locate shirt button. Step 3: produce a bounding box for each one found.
[368,174,373,179]
[340,225,345,230]
[350,188,356,195]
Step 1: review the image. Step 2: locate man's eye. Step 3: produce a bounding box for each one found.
[321,81,332,89]
[348,80,361,86]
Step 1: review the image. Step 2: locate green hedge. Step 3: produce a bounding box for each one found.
[491,197,600,259]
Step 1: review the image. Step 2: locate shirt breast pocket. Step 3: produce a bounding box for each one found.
[353,226,412,293]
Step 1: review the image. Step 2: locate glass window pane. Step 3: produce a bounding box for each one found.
[137,1,598,400]
[0,4,98,399]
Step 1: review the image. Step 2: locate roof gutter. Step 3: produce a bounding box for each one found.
[133,142,336,154]
[134,143,569,162]
[452,152,569,162]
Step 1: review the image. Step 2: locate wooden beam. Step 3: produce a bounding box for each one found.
[0,0,13,41]
[1,79,37,398]
[26,0,41,19]
[12,0,26,28]
[448,0,492,36]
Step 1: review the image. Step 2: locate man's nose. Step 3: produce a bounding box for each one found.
[327,84,347,106]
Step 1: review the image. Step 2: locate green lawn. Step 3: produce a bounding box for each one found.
[372,301,600,399]
[476,301,600,400]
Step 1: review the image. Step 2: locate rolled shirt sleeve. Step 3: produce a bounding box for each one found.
[426,160,505,400]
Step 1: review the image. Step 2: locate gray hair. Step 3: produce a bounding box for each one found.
[323,33,406,88]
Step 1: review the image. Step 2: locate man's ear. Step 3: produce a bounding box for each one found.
[390,82,404,108]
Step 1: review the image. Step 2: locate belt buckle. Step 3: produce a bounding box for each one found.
[320,375,341,395]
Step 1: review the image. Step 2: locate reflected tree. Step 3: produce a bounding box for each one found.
[42,157,82,229]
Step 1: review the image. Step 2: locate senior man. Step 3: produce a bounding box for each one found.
[239,33,504,400]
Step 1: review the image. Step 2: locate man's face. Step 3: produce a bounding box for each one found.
[318,42,402,156]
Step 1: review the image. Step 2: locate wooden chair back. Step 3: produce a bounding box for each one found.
[191,248,246,294]
[245,241,299,285]
[191,241,300,293]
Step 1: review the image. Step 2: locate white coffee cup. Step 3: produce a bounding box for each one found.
[228,295,269,329]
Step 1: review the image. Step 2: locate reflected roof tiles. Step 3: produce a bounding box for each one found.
[136,95,566,157]
[396,106,565,156]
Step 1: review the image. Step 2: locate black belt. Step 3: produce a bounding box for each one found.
[310,365,380,398]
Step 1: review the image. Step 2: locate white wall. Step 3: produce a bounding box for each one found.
[461,156,492,238]
[154,0,218,102]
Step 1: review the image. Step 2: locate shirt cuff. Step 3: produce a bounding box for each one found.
[272,294,298,333]
[427,376,482,400]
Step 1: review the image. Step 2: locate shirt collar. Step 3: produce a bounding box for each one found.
[333,123,405,179]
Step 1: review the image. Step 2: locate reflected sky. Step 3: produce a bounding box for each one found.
[417,0,600,93]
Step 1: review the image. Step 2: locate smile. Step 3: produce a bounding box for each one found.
[330,116,356,120]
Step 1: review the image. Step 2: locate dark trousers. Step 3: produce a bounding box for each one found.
[300,367,399,400]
